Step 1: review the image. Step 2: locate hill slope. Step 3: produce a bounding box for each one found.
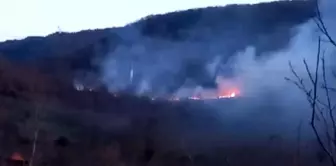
[0,0,316,95]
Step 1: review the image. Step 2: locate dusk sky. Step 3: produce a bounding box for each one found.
[0,0,274,41]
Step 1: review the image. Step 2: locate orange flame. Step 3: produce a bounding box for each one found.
[10,152,24,161]
[184,76,241,100]
[147,76,241,101]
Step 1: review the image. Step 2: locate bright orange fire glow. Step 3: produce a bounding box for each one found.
[10,152,24,161]
[168,76,241,101]
[148,87,240,101]
[122,76,241,102]
[187,87,240,100]
[217,87,240,99]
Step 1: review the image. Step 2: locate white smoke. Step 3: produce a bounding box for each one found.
[206,0,336,144]
[96,0,336,151]
[231,21,319,98]
[100,0,336,102]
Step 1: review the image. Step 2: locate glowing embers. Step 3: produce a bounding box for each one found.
[169,76,241,101]
[190,88,239,100]
[218,92,236,98]
[108,75,241,102]
[217,88,240,99]
[167,87,240,101]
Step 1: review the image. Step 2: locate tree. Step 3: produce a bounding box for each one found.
[286,1,336,165]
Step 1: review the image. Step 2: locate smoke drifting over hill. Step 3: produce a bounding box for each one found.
[98,0,336,146]
[100,1,318,99]
[0,1,335,165]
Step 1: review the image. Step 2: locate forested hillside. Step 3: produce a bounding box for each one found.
[0,1,328,166]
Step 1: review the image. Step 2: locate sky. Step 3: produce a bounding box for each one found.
[0,0,273,41]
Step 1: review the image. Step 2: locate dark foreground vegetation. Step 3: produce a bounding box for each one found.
[0,58,329,166]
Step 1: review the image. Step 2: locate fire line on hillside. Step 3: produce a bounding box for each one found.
[167,87,239,101]
[157,76,241,101]
[73,74,241,101]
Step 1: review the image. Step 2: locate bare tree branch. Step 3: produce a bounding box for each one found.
[303,59,315,85]
[311,37,321,124]
[287,1,336,165]
[322,55,336,147]
[309,37,336,165]
[287,37,336,165]
[314,2,336,47]
[321,85,336,93]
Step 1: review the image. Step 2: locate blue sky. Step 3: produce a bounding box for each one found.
[0,0,273,41]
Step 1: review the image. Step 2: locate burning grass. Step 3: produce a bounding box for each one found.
[144,76,242,102]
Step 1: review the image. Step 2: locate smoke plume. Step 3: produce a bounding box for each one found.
[99,0,336,148]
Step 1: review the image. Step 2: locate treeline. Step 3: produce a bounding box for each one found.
[139,0,315,40]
